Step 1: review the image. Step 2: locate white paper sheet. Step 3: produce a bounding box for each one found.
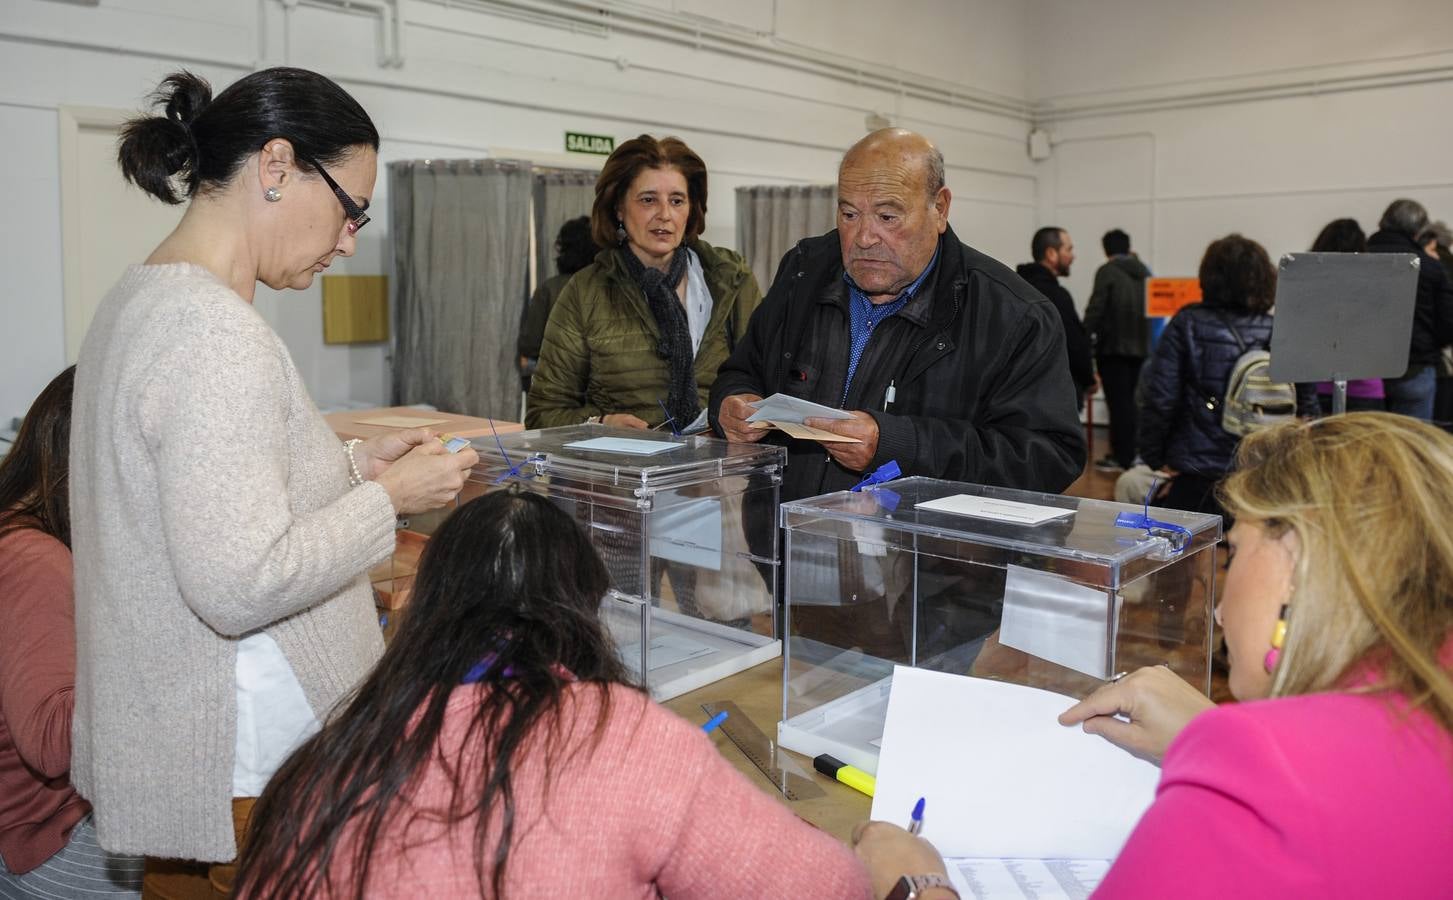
[999,565,1116,680]
[615,632,717,674]
[745,393,854,425]
[563,437,683,456]
[946,857,1109,900]
[355,414,448,428]
[649,498,722,570]
[915,494,1075,526]
[871,666,1159,859]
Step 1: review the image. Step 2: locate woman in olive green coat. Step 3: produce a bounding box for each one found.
[526,135,762,432]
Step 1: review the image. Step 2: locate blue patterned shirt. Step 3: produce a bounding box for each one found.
[841,247,940,404]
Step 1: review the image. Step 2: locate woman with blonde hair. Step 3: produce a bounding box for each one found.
[1061,412,1453,897]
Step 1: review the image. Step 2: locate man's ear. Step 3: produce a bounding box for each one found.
[934,186,952,233]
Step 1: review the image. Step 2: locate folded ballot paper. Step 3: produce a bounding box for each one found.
[870,666,1159,861]
[745,393,860,443]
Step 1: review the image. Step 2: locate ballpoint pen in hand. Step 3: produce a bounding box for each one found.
[908,797,925,835]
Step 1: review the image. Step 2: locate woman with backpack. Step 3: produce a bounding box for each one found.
[1137,234,1312,518]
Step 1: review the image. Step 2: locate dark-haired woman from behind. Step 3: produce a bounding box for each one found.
[237,491,943,899]
[1137,234,1315,518]
[70,68,477,897]
[0,366,143,898]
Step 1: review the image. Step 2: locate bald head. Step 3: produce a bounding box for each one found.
[836,128,951,300]
[840,129,946,200]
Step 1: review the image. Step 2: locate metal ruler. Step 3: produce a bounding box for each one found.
[700,701,825,801]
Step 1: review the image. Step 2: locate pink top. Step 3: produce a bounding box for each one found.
[0,525,88,873]
[1096,688,1453,898]
[325,682,872,899]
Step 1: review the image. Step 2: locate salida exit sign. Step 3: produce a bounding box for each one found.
[566,132,615,155]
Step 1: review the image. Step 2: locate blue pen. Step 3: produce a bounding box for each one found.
[908,797,925,835]
[702,710,729,734]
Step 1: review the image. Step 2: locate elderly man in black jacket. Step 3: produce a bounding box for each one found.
[710,128,1085,504]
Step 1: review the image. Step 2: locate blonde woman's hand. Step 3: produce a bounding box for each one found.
[375,440,478,514]
[1058,665,1215,764]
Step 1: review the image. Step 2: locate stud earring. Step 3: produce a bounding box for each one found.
[1263,603,1289,673]
[264,187,282,202]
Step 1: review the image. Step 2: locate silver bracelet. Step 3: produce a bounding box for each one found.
[343,438,366,486]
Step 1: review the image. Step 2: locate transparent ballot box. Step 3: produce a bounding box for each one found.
[470,425,787,692]
[601,590,780,701]
[778,477,1222,774]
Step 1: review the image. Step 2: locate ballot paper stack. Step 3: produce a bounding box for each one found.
[872,667,1160,899]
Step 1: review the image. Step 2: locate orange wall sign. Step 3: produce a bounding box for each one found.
[1145,278,1201,317]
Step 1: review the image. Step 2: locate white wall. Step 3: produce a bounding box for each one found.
[0,103,66,430]
[0,0,1037,422]
[13,0,1451,426]
[1029,0,1453,309]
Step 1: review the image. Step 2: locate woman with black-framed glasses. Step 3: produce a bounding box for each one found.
[68,67,478,899]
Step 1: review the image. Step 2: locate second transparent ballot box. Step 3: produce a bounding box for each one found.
[471,425,787,699]
[778,477,1222,774]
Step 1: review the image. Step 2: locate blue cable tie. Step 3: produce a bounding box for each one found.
[851,459,902,492]
[488,417,538,484]
[657,399,681,436]
[1113,476,1192,553]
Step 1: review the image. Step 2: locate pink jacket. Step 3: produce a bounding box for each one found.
[328,682,871,898]
[1097,689,1453,898]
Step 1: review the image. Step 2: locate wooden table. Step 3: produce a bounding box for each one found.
[663,659,871,841]
[325,405,523,443]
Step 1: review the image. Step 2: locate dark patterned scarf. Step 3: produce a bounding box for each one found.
[618,245,699,428]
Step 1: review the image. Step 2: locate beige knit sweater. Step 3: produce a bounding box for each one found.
[69,264,396,861]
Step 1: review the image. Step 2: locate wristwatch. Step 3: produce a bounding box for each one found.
[885,873,959,900]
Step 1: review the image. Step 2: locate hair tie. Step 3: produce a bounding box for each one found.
[165,111,201,178]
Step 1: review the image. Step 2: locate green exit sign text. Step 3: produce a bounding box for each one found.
[566,132,616,155]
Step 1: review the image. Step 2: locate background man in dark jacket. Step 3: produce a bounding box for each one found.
[1016,226,1094,409]
[709,128,1085,504]
[1083,229,1151,472]
[1367,198,1453,421]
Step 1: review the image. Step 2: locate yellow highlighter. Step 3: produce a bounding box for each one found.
[813,753,876,797]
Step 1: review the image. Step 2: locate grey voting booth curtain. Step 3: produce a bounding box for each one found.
[533,169,597,285]
[735,184,836,291]
[390,159,532,420]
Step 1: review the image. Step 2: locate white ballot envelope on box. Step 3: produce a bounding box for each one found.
[871,666,1159,860]
[999,565,1117,681]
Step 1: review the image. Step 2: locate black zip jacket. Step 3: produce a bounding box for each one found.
[1015,262,1095,392]
[709,226,1086,502]
[1366,229,1453,367]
